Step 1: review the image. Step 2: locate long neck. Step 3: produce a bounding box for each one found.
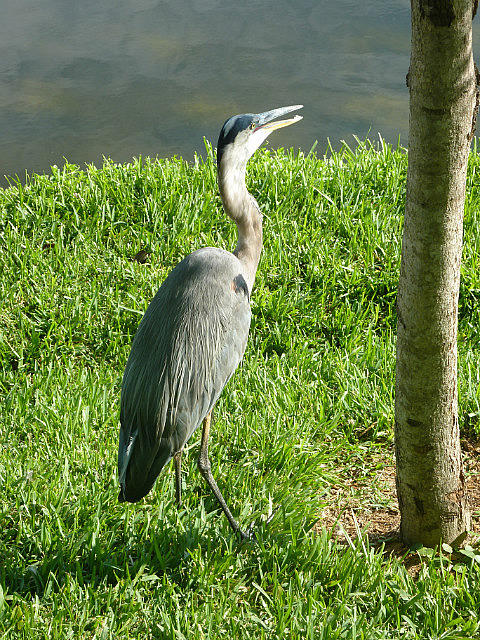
[217,161,263,293]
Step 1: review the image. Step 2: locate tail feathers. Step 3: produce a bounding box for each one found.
[118,427,173,503]
[118,428,138,488]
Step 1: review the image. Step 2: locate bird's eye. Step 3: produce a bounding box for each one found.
[250,122,256,130]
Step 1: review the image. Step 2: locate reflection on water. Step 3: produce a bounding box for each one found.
[0,0,462,184]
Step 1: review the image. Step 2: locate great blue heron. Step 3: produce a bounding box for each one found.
[118,104,303,539]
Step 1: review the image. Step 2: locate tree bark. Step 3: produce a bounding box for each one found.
[395,0,478,547]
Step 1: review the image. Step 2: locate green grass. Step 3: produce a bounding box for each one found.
[1,139,480,638]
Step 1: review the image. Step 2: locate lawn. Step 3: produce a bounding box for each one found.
[1,139,480,638]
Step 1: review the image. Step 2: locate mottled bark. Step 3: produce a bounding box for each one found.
[395,0,478,546]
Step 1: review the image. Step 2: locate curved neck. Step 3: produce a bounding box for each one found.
[217,161,263,293]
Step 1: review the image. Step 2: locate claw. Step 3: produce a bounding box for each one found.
[238,504,282,543]
[239,526,257,543]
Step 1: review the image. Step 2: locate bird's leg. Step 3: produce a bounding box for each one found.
[173,450,183,507]
[197,411,251,541]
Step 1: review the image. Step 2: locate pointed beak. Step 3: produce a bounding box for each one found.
[255,104,303,132]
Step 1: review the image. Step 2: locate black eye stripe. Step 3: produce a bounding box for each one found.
[217,114,256,164]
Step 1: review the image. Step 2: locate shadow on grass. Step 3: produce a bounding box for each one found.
[4,525,222,598]
[3,499,303,599]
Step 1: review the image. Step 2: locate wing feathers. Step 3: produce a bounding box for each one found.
[118,248,251,502]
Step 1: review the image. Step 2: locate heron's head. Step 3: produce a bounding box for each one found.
[217,104,303,169]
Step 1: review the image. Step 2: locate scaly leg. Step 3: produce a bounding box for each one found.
[173,450,183,507]
[197,411,250,540]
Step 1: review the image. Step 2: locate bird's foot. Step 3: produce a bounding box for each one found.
[238,524,257,544]
[238,504,282,543]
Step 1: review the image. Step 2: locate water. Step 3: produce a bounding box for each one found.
[0,0,457,185]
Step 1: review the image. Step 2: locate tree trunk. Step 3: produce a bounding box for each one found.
[395,0,478,547]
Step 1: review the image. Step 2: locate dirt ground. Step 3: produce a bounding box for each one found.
[314,440,480,577]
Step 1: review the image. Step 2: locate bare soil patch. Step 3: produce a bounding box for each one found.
[314,440,480,577]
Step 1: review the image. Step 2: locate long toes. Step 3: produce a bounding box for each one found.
[239,526,257,544]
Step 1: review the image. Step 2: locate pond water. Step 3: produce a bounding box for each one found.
[0,0,476,185]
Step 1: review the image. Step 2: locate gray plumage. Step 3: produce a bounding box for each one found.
[119,248,250,499]
[118,104,303,538]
